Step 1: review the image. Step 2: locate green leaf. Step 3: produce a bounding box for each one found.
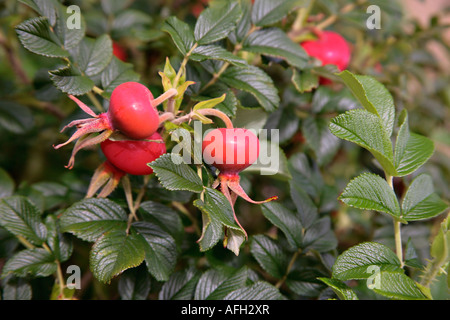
[285,269,327,298]
[261,202,302,249]
[318,278,359,300]
[2,248,56,278]
[250,235,287,279]
[118,266,151,300]
[0,196,47,246]
[193,188,246,254]
[15,17,69,58]
[291,68,319,93]
[132,222,177,282]
[18,0,59,26]
[339,173,402,220]
[402,174,448,221]
[2,275,32,300]
[191,45,248,68]
[72,34,113,77]
[158,267,201,300]
[161,16,195,56]
[194,0,242,45]
[302,116,340,166]
[193,84,238,116]
[49,65,95,96]
[221,65,279,112]
[289,179,318,229]
[243,28,308,69]
[59,198,127,242]
[90,229,146,284]
[394,110,434,177]
[45,215,72,263]
[54,3,86,51]
[0,168,14,198]
[228,0,252,44]
[337,70,396,137]
[193,94,227,111]
[224,281,282,300]
[0,101,34,135]
[149,153,204,193]
[332,242,403,281]
[252,0,307,27]
[194,267,248,300]
[302,217,337,252]
[329,109,396,175]
[373,271,429,300]
[100,57,140,94]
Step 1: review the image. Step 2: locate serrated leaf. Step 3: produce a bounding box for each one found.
[337,70,396,137]
[45,215,72,263]
[332,242,402,281]
[0,101,34,135]
[223,281,282,300]
[191,45,248,68]
[193,84,238,116]
[302,116,340,166]
[194,188,246,254]
[329,109,396,175]
[402,174,448,221]
[194,267,248,300]
[90,229,146,284]
[54,3,86,51]
[158,268,201,300]
[291,68,319,93]
[118,266,151,300]
[72,34,113,77]
[19,0,59,26]
[0,196,47,246]
[318,278,359,300]
[243,28,308,69]
[59,198,127,242]
[132,222,177,282]
[149,154,203,193]
[2,275,32,300]
[161,16,195,56]
[373,271,429,300]
[250,234,287,279]
[302,216,337,252]
[221,65,279,112]
[394,110,434,177]
[100,57,140,94]
[194,1,242,45]
[261,202,302,249]
[15,17,69,58]
[339,173,402,220]
[2,248,56,278]
[228,0,252,43]
[251,0,307,27]
[49,65,95,95]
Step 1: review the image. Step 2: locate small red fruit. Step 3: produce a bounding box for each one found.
[112,42,127,62]
[54,82,176,169]
[301,30,351,82]
[202,128,277,237]
[101,132,166,176]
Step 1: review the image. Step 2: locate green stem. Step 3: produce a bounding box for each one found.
[275,249,302,289]
[173,43,198,88]
[86,91,104,113]
[386,174,404,267]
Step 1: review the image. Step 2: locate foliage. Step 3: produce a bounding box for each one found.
[0,0,448,301]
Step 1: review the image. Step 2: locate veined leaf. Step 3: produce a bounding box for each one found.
[329,109,396,175]
[291,68,319,93]
[54,2,86,51]
[339,173,402,220]
[15,17,69,58]
[149,154,203,193]
[100,57,140,94]
[194,267,248,300]
[49,65,95,96]
[250,234,288,279]
[332,242,402,281]
[0,101,34,135]
[118,266,151,300]
[251,0,307,27]
[158,267,201,300]
[223,281,282,300]
[221,65,279,112]
[337,70,396,137]
[161,16,195,56]
[318,278,359,300]
[72,34,113,77]
[402,174,448,221]
[243,28,308,69]
[59,198,127,242]
[2,248,56,278]
[394,109,434,177]
[191,45,248,68]
[0,168,14,198]
[90,229,146,284]
[194,0,242,45]
[373,271,429,300]
[0,196,47,246]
